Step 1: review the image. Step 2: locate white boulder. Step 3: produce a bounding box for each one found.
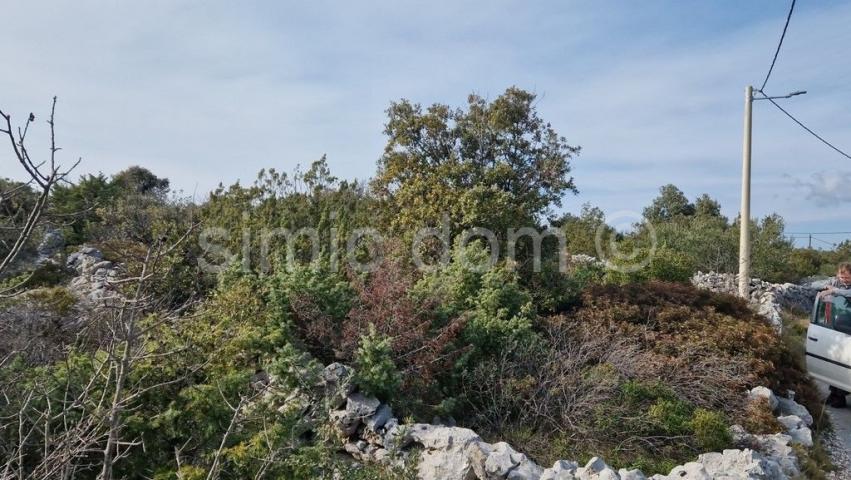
[748,386,779,412]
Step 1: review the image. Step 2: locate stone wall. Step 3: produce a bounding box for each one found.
[266,362,817,480]
[691,271,818,329]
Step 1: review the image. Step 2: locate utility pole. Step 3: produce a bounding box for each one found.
[738,87,806,298]
[738,86,753,299]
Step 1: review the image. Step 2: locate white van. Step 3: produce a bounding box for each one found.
[806,294,851,395]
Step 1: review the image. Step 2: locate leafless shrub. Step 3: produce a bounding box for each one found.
[461,318,623,441]
[0,98,79,285]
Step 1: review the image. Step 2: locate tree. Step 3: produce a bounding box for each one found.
[111,166,170,198]
[749,214,795,283]
[694,194,722,218]
[643,185,695,222]
[201,159,376,275]
[553,203,614,257]
[50,173,116,244]
[372,87,580,241]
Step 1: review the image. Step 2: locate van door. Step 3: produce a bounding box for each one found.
[807,295,851,392]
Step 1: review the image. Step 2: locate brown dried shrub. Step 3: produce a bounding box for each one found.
[743,397,783,434]
[344,257,467,393]
[460,281,819,472]
[576,281,819,415]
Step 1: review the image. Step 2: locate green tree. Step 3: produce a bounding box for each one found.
[694,193,723,218]
[643,185,695,222]
[553,203,614,257]
[111,166,170,198]
[201,158,375,274]
[749,214,795,283]
[412,241,536,357]
[373,87,580,242]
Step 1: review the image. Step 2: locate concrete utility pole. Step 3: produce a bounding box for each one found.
[738,87,805,298]
[738,86,753,299]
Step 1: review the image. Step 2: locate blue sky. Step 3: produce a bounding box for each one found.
[2,0,850,246]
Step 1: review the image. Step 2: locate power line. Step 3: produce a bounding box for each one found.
[759,92,851,160]
[760,0,796,91]
[786,231,851,235]
[811,236,837,247]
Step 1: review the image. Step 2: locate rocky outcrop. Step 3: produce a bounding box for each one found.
[66,246,121,304]
[283,364,820,480]
[36,227,64,262]
[691,271,818,330]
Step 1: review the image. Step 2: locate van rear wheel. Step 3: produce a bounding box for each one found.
[827,386,848,408]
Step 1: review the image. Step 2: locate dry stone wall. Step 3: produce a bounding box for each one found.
[267,362,818,480]
[691,272,818,330]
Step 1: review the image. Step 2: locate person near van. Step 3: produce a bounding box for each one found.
[818,262,851,298]
[820,262,851,408]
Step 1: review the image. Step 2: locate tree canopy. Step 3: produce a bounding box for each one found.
[373,87,580,241]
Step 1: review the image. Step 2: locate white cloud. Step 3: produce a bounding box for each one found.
[791,171,851,206]
[1,0,849,237]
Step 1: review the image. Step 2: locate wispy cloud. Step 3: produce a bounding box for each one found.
[790,171,851,206]
[1,0,849,238]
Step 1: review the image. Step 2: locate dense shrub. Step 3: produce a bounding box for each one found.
[353,324,402,400]
[575,282,818,404]
[345,256,466,398]
[268,262,355,363]
[603,245,694,284]
[690,409,732,451]
[523,256,603,314]
[412,241,537,358]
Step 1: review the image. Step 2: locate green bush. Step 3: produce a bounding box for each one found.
[413,241,536,358]
[690,409,732,451]
[648,398,692,435]
[268,261,355,362]
[270,262,354,321]
[523,256,604,314]
[354,324,401,401]
[604,245,694,284]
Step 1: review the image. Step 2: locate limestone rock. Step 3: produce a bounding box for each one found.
[776,397,813,427]
[37,228,64,259]
[366,403,393,432]
[321,363,355,409]
[408,425,491,480]
[617,468,646,480]
[575,457,618,480]
[347,393,380,420]
[697,449,787,479]
[330,393,381,437]
[750,433,799,477]
[748,386,779,412]
[484,442,543,479]
[651,462,710,480]
[776,415,813,447]
[541,460,579,480]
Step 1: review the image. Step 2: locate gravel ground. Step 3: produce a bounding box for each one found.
[816,381,851,479]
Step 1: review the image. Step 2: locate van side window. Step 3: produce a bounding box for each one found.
[836,313,851,335]
[818,295,851,334]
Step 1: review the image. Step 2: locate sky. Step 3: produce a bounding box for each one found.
[2,0,850,247]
